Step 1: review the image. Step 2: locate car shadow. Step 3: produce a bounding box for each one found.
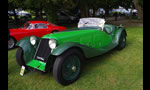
[80,41,130,78]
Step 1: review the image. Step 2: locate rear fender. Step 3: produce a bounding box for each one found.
[114,28,127,45]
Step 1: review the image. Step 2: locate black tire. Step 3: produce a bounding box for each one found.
[53,48,84,85]
[8,37,16,49]
[117,31,126,50]
[16,47,26,67]
[51,30,58,33]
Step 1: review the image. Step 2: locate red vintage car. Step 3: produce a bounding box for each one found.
[8,21,66,49]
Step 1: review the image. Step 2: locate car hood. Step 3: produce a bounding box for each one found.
[42,29,99,45]
[43,29,96,38]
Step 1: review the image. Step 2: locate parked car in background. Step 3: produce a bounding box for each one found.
[8,21,66,49]
[17,11,31,17]
[8,28,10,41]
[16,18,127,85]
[57,11,79,23]
[17,10,32,21]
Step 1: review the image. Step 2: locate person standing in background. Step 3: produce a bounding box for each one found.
[114,12,118,21]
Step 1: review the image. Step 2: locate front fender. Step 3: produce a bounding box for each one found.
[16,36,41,63]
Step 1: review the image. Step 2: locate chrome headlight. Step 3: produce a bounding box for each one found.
[30,36,37,45]
[49,39,57,49]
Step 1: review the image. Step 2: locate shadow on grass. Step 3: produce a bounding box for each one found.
[81,48,117,73]
[80,40,131,78]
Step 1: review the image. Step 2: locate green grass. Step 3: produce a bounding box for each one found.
[8,27,143,90]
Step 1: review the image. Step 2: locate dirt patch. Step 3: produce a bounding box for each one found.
[106,17,143,27]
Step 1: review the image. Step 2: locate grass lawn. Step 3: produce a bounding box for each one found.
[8,26,143,90]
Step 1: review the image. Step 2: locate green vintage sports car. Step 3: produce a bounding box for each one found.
[16,18,127,85]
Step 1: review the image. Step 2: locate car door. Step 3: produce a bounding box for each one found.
[93,30,112,48]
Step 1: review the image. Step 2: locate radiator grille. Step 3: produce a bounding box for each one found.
[34,39,51,62]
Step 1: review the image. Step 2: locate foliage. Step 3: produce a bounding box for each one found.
[8,0,143,21]
[132,0,143,19]
[138,0,143,7]
[8,0,24,10]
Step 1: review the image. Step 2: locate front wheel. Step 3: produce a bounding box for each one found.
[16,47,26,67]
[53,49,84,85]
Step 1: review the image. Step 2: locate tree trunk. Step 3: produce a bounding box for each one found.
[103,6,110,19]
[93,8,97,17]
[45,9,57,23]
[44,1,58,23]
[129,8,133,19]
[35,9,43,20]
[80,4,89,18]
[85,4,89,17]
[12,9,19,23]
[132,0,143,19]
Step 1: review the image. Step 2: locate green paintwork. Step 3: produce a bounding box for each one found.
[26,59,46,71]
[43,29,112,48]
[51,42,111,58]
[44,24,125,58]
[17,24,126,72]
[17,36,41,64]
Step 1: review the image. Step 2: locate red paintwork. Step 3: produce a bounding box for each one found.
[9,21,66,41]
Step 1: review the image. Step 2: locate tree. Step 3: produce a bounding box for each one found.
[8,0,24,23]
[132,0,143,19]
[24,0,45,20]
[8,0,142,23]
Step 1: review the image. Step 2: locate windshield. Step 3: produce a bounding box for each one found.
[25,23,33,29]
[79,26,102,30]
[60,27,102,33]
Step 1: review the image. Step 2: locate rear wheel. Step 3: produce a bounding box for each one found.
[51,30,58,33]
[53,49,84,85]
[8,37,16,49]
[117,31,126,50]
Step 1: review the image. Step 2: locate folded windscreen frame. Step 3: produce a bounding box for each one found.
[78,18,106,30]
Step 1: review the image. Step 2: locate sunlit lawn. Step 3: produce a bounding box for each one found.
[8,26,143,90]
